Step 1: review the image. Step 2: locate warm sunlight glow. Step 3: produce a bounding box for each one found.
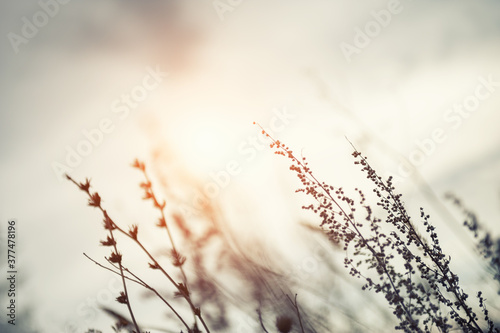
[5,1,500,331]
[168,112,238,173]
[193,125,225,157]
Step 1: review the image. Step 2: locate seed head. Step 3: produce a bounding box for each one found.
[276,315,293,333]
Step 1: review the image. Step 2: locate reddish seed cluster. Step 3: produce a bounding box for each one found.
[116,292,127,304]
[128,225,138,240]
[100,235,116,246]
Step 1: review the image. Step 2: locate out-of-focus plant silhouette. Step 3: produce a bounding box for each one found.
[66,127,499,332]
[445,193,500,295]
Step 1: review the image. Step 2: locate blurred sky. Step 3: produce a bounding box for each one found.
[1,1,500,332]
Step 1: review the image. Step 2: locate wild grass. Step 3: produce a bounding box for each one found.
[67,128,499,333]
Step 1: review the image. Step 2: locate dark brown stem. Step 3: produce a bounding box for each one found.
[83,253,144,286]
[66,175,141,333]
[140,167,190,288]
[84,253,192,331]
[137,164,211,333]
[69,173,211,333]
[286,294,305,333]
[256,309,270,333]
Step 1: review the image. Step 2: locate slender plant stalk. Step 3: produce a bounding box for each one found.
[286,294,305,333]
[133,159,211,333]
[67,171,211,333]
[257,309,270,333]
[84,253,143,286]
[66,175,141,333]
[140,166,189,283]
[83,253,192,331]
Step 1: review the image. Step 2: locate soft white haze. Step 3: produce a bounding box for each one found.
[1,1,500,332]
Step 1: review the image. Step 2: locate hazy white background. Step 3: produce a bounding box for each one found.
[1,1,500,332]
